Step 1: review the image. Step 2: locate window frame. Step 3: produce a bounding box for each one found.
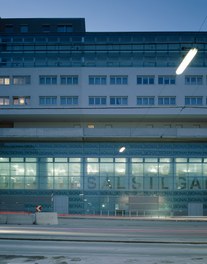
[12,76,31,85]
[20,25,29,33]
[39,76,57,85]
[185,96,203,106]
[185,75,203,85]
[60,96,79,105]
[0,96,10,105]
[89,76,107,85]
[88,96,107,105]
[60,75,78,85]
[110,96,128,105]
[0,76,10,85]
[110,75,128,85]
[13,96,30,105]
[137,75,155,85]
[158,75,176,85]
[137,96,155,105]
[39,96,57,105]
[158,96,176,105]
[57,25,73,33]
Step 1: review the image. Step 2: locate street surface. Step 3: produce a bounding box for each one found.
[1,218,207,243]
[0,218,207,263]
[0,240,207,264]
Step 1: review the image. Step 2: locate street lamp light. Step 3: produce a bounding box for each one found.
[119,146,126,153]
[176,48,198,75]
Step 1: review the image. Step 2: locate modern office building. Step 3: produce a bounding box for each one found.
[0,18,207,216]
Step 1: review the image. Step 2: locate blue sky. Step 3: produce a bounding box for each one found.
[1,0,207,32]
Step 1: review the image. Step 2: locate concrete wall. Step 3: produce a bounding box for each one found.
[35,212,58,225]
[0,214,35,225]
[0,67,207,120]
[0,127,207,141]
[0,213,58,225]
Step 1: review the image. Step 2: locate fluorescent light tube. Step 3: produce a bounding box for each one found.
[176,48,198,75]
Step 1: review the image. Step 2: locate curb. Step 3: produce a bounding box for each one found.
[0,236,207,245]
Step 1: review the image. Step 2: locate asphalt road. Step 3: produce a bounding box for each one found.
[0,239,207,264]
[0,218,207,243]
[0,218,207,263]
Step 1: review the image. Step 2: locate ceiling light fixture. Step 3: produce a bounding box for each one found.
[176,48,198,75]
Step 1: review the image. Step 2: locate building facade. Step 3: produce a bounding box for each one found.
[0,18,207,216]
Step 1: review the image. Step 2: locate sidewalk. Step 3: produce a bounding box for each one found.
[1,211,207,224]
[58,214,207,222]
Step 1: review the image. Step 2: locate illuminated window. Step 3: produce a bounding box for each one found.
[13,96,30,105]
[87,124,95,128]
[12,76,31,85]
[0,97,9,105]
[0,76,10,85]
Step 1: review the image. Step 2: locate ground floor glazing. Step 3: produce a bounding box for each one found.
[0,142,207,216]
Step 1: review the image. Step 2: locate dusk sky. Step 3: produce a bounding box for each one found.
[0,0,207,32]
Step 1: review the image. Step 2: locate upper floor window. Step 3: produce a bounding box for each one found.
[137,75,155,85]
[185,96,203,105]
[158,96,176,105]
[20,25,28,33]
[5,25,13,33]
[0,76,10,85]
[185,76,203,85]
[0,96,9,105]
[12,76,31,85]
[42,25,50,33]
[39,96,57,105]
[158,76,176,85]
[13,96,30,105]
[60,75,78,85]
[110,96,128,105]
[39,76,57,85]
[89,96,107,105]
[110,75,128,85]
[87,124,95,128]
[89,76,107,85]
[60,96,78,105]
[137,96,155,105]
[57,25,73,33]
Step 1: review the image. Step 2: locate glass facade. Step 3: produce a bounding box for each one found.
[1,32,207,68]
[1,142,207,216]
[2,155,207,191]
